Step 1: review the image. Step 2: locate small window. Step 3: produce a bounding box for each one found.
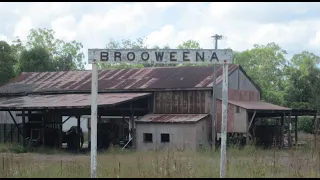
[236,106,240,113]
[143,133,153,143]
[161,133,170,143]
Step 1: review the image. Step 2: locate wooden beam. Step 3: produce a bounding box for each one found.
[8,111,23,138]
[4,125,16,142]
[42,114,45,148]
[313,115,318,149]
[248,111,257,129]
[59,115,63,149]
[77,116,81,153]
[281,115,284,148]
[130,102,136,148]
[22,111,26,147]
[3,124,6,143]
[246,111,256,145]
[288,113,292,148]
[295,116,298,146]
[62,116,72,124]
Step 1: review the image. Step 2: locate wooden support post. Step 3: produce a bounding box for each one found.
[313,115,318,149]
[130,102,135,148]
[288,113,292,148]
[246,112,250,145]
[8,111,23,138]
[248,111,256,145]
[22,111,26,147]
[10,124,13,142]
[42,114,45,148]
[3,124,6,143]
[59,115,63,149]
[77,116,81,153]
[295,116,298,146]
[281,115,284,148]
[88,118,91,150]
[62,116,72,124]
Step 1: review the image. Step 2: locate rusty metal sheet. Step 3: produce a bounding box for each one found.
[228,89,260,101]
[135,114,209,123]
[228,100,291,111]
[0,93,151,110]
[154,91,211,114]
[0,65,239,95]
[216,100,235,133]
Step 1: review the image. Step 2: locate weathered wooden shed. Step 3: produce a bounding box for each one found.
[0,65,316,150]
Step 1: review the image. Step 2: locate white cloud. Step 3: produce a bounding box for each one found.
[0,34,9,42]
[153,2,180,8]
[1,2,320,70]
[208,2,237,18]
[309,30,320,47]
[13,16,33,41]
[145,25,176,47]
[51,16,77,41]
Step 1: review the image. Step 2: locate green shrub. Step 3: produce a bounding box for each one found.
[298,117,314,134]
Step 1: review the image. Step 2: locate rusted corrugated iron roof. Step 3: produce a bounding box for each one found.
[228,100,291,111]
[0,65,241,95]
[135,114,209,123]
[0,93,151,110]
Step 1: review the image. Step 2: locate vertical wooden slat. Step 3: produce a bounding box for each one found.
[10,124,13,142]
[22,111,26,147]
[77,116,81,153]
[281,115,284,148]
[3,124,6,143]
[42,114,45,148]
[178,91,182,114]
[59,115,62,149]
[0,124,2,143]
[201,91,205,114]
[295,116,298,146]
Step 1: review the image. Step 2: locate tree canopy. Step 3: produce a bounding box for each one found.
[1,29,320,118]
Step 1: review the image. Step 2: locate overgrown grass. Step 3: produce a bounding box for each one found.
[0,131,319,178]
[0,141,320,178]
[0,143,65,154]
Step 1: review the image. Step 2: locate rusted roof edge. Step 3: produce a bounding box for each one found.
[0,87,213,96]
[135,114,210,124]
[0,93,152,110]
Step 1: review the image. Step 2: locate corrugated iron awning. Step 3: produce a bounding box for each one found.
[228,100,291,111]
[0,93,151,110]
[135,114,209,124]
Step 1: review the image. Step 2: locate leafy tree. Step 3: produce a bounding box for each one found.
[297,117,314,134]
[10,37,26,75]
[19,46,54,72]
[0,41,16,85]
[101,37,171,68]
[234,43,288,105]
[22,28,85,71]
[284,51,320,110]
[100,37,147,69]
[177,39,201,49]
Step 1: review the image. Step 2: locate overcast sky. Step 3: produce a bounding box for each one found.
[1,2,320,69]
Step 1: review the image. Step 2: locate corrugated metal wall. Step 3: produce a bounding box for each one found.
[154,91,211,114]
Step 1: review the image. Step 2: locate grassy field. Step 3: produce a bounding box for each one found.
[0,132,319,178]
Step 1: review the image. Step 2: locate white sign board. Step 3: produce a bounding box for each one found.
[88,49,233,64]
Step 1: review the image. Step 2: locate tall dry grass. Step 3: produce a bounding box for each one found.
[0,132,319,178]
